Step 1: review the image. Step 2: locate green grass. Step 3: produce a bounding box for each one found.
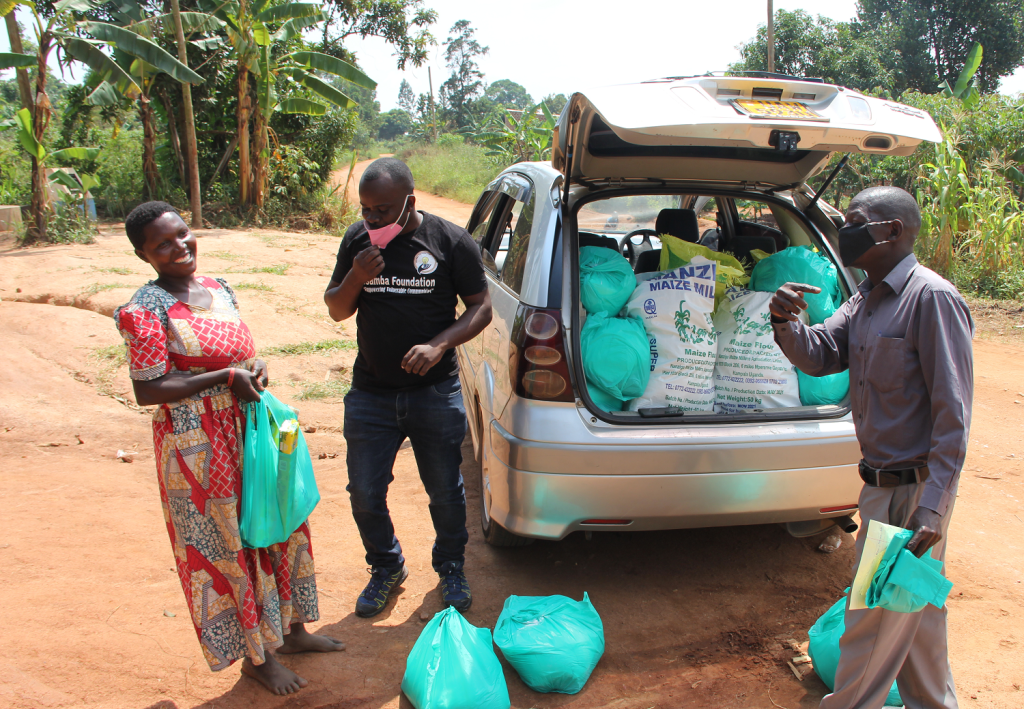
[401,141,498,205]
[206,250,244,261]
[296,379,350,400]
[82,282,133,296]
[262,339,357,357]
[91,266,134,275]
[233,281,275,291]
[236,263,290,275]
[92,343,127,366]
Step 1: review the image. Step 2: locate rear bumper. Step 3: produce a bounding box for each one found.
[484,417,862,540]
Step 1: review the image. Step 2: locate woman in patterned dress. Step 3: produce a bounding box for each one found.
[115,202,344,695]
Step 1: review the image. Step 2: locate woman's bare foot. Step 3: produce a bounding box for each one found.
[277,622,346,654]
[241,654,308,695]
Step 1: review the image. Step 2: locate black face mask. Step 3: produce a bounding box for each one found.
[838,221,892,267]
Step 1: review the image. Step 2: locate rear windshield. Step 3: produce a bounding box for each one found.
[573,191,851,423]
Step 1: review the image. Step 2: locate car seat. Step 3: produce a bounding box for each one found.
[729,234,777,265]
[579,232,619,251]
[655,209,700,243]
[634,249,662,274]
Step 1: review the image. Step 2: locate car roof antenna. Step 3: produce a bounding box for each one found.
[806,154,850,213]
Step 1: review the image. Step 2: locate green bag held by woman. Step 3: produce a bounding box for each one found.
[493,593,605,694]
[580,246,636,315]
[240,390,320,549]
[402,607,510,709]
[808,594,903,707]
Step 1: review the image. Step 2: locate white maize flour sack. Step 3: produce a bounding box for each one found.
[626,257,718,412]
[712,287,800,413]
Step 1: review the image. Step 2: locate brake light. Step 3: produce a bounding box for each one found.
[509,305,575,402]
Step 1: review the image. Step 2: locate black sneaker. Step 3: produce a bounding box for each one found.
[438,561,472,612]
[355,564,408,618]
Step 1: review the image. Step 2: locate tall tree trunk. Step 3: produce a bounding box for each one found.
[28,34,53,243]
[4,14,32,113]
[159,88,187,190]
[252,106,267,210]
[140,95,159,201]
[169,0,202,227]
[237,66,251,207]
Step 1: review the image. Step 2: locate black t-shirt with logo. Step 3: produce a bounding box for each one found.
[331,211,487,393]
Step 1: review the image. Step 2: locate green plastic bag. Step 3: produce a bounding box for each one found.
[587,381,622,412]
[866,530,953,613]
[240,390,320,549]
[797,370,851,406]
[402,607,510,709]
[581,312,651,402]
[808,595,903,707]
[494,593,604,694]
[658,235,749,310]
[580,246,636,315]
[749,246,840,325]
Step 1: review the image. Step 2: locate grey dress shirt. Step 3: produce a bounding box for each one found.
[772,253,974,515]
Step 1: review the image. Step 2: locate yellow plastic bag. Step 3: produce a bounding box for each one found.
[658,235,749,310]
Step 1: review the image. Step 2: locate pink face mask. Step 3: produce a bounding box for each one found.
[366,196,411,249]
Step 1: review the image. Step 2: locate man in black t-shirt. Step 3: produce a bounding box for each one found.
[324,157,492,618]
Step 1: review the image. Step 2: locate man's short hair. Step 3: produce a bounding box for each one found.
[851,186,922,232]
[360,157,415,194]
[125,201,179,250]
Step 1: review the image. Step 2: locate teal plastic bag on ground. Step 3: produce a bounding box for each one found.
[808,595,903,707]
[402,607,510,709]
[749,246,840,325]
[493,593,605,694]
[581,312,651,402]
[240,390,320,549]
[797,370,851,406]
[866,530,953,613]
[580,246,636,315]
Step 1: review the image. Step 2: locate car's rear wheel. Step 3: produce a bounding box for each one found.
[478,407,534,548]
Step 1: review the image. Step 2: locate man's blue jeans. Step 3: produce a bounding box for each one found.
[343,374,469,572]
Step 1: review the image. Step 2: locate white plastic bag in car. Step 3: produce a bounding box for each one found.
[626,256,718,412]
[712,288,801,413]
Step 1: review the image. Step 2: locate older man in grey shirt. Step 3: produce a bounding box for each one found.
[770,186,972,709]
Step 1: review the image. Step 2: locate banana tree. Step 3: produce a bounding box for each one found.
[939,42,983,110]
[0,107,101,223]
[81,10,222,201]
[250,47,376,207]
[199,0,325,207]
[0,0,202,241]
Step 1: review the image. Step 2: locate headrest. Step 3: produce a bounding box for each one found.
[655,209,700,243]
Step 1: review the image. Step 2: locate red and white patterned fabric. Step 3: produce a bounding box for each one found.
[115,277,319,671]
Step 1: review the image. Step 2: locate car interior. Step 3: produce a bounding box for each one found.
[577,193,812,276]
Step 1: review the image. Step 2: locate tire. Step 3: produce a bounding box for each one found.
[478,411,534,548]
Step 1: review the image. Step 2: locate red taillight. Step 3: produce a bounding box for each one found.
[820,505,858,514]
[510,306,575,402]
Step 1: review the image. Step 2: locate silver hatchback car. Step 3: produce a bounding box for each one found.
[456,75,941,546]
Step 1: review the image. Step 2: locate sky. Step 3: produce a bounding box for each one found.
[345,0,1024,110]
[5,0,1024,103]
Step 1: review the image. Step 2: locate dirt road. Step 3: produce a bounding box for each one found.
[1,194,1023,708]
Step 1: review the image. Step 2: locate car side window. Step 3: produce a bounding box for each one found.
[469,190,502,245]
[500,193,534,294]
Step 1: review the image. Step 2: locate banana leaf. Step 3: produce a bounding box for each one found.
[50,147,101,162]
[288,68,356,108]
[255,2,320,23]
[85,80,121,106]
[283,51,375,89]
[14,108,44,160]
[62,38,141,94]
[83,22,204,84]
[273,13,320,42]
[279,97,325,115]
[0,52,36,69]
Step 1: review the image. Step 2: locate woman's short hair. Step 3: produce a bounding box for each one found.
[125,201,180,250]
